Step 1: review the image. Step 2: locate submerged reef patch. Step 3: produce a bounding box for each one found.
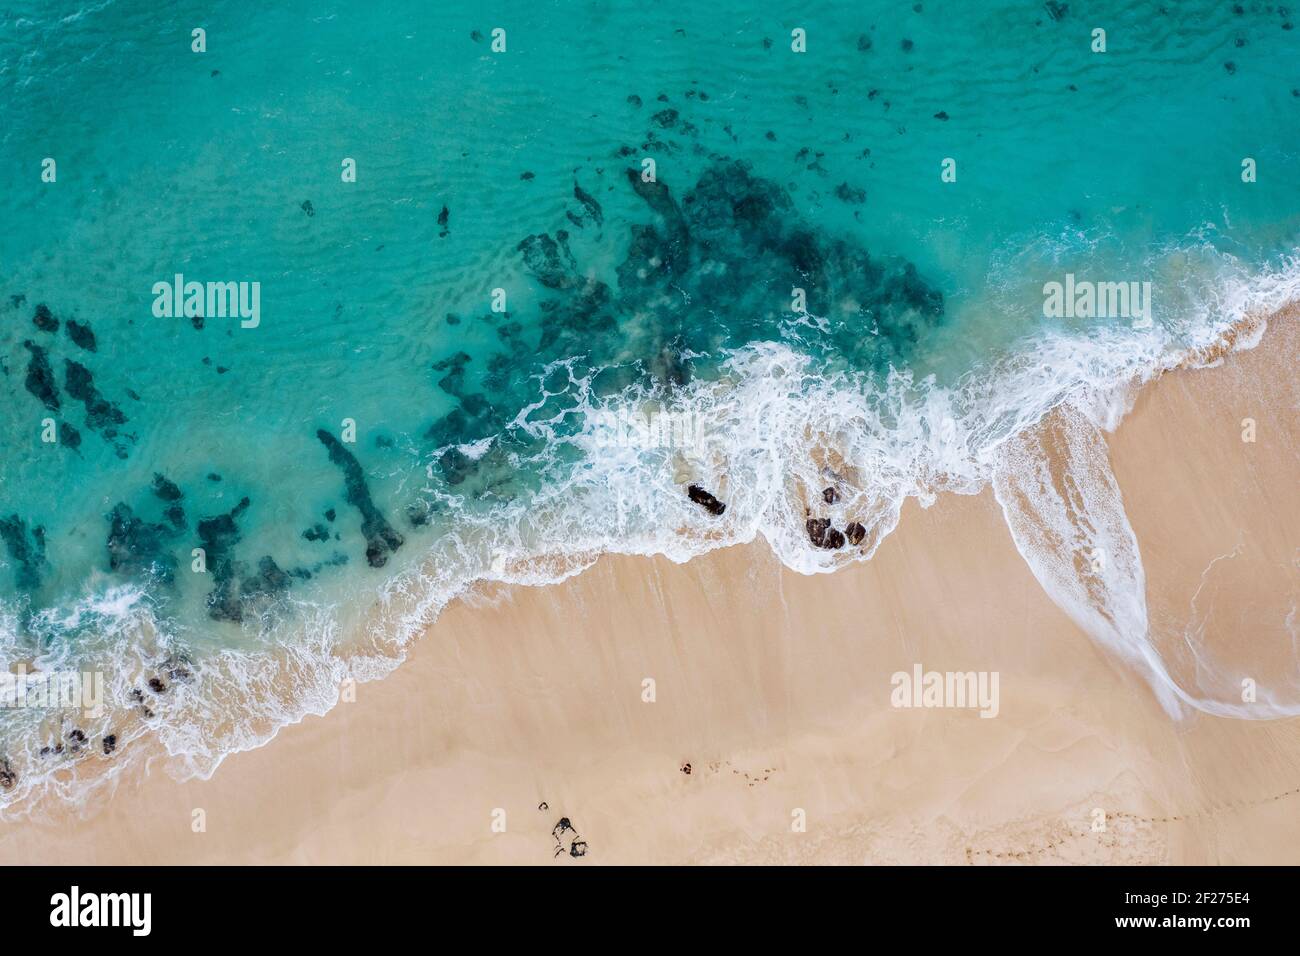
[22,341,60,412]
[64,359,132,457]
[196,496,252,621]
[423,150,944,493]
[316,430,405,568]
[106,503,180,583]
[0,516,48,591]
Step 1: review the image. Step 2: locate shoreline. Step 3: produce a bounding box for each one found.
[1,309,1297,864]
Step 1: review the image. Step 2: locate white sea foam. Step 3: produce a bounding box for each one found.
[2,251,1298,816]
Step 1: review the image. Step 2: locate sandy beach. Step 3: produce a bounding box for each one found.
[2,313,1297,865]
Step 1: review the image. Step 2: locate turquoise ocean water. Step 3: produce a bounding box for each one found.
[1,1,1298,808]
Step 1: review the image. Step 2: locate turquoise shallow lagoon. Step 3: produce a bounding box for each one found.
[1,1,1297,806]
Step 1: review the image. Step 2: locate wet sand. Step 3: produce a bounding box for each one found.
[2,314,1297,865]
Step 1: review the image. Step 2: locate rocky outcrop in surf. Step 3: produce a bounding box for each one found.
[805,516,845,549]
[687,485,726,516]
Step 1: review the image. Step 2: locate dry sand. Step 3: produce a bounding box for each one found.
[2,315,1297,865]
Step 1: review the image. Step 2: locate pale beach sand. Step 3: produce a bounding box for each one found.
[2,313,1297,865]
